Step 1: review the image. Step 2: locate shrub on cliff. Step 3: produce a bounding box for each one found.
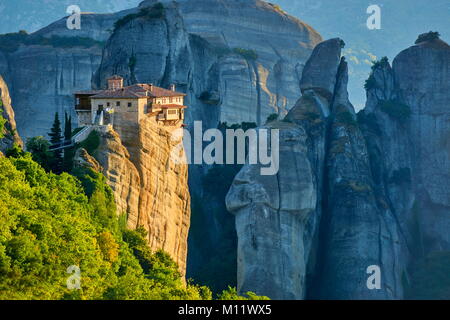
[378,99,411,121]
[364,57,389,90]
[415,31,440,44]
[233,48,258,61]
[114,3,165,31]
[0,32,104,52]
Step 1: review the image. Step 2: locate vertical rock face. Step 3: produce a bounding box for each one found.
[227,38,405,299]
[6,46,103,138]
[361,37,450,278]
[0,10,133,139]
[92,0,322,289]
[226,122,317,299]
[317,59,404,299]
[87,120,191,275]
[0,75,23,153]
[392,39,450,252]
[95,0,322,128]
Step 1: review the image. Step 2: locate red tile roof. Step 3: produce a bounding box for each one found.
[90,89,143,99]
[80,83,186,99]
[128,84,186,97]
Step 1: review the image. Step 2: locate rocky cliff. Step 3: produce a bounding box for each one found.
[74,118,191,275]
[359,35,450,297]
[91,0,322,290]
[0,75,23,153]
[227,34,449,299]
[0,0,322,289]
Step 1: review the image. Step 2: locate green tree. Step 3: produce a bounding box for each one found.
[26,136,52,171]
[48,112,63,174]
[63,112,74,172]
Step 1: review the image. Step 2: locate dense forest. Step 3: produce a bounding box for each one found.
[0,112,267,300]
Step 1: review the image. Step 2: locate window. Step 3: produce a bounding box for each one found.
[107,102,111,107]
[116,101,121,107]
[168,109,177,115]
[169,97,173,103]
[128,102,132,108]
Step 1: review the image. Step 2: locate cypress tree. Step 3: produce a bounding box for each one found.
[48,112,63,174]
[63,112,74,172]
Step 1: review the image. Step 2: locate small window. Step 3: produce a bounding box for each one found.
[128,102,132,108]
[107,102,111,107]
[169,97,173,103]
[116,101,121,107]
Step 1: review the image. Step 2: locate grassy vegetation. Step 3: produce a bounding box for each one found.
[265,113,279,124]
[415,31,440,44]
[364,57,389,90]
[378,99,411,121]
[233,48,258,61]
[78,130,100,155]
[114,3,165,31]
[0,145,268,300]
[335,110,357,127]
[0,31,105,53]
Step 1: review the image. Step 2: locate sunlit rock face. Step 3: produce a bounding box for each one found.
[0,75,23,153]
[82,119,191,275]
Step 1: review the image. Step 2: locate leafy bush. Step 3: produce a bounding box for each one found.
[26,136,52,171]
[364,74,377,90]
[335,110,357,127]
[378,99,411,121]
[0,32,104,53]
[233,48,258,61]
[415,31,440,44]
[114,3,165,31]
[217,287,269,300]
[0,154,208,300]
[265,113,279,123]
[364,57,389,90]
[78,130,100,155]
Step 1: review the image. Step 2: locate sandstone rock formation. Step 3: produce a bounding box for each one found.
[227,38,407,299]
[81,119,191,275]
[0,0,322,285]
[0,75,23,153]
[91,0,322,289]
[359,35,450,290]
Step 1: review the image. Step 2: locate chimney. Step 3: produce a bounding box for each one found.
[170,84,176,92]
[107,76,123,90]
[149,83,153,91]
